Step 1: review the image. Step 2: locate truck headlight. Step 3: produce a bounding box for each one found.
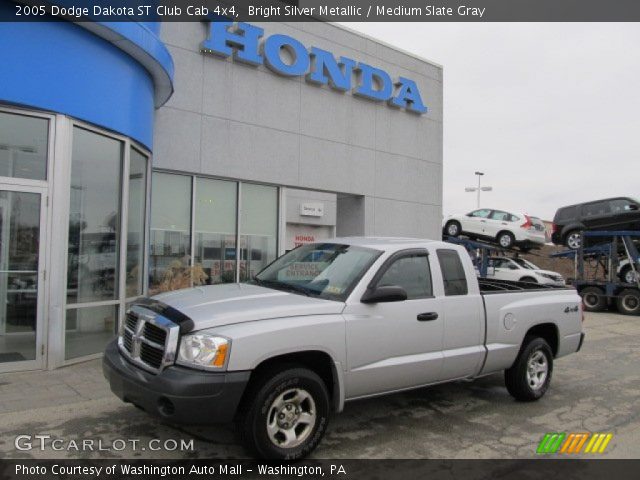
[177,334,230,370]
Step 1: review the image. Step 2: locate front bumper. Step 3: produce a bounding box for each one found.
[102,340,250,424]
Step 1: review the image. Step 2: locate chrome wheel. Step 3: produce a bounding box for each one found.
[526,350,548,391]
[566,232,582,249]
[446,222,460,236]
[624,269,638,284]
[499,234,513,248]
[266,388,316,449]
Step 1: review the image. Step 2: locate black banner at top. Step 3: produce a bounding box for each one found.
[5,0,640,22]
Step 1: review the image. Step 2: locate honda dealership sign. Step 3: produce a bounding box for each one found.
[201,21,428,114]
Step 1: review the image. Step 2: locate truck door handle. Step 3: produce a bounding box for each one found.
[417,312,439,321]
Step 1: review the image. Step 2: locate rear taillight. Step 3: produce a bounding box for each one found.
[552,223,558,233]
[521,215,532,229]
[580,302,585,323]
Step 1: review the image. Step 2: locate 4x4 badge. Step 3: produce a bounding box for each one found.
[564,306,579,313]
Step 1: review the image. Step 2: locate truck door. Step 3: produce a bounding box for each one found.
[435,249,486,380]
[343,249,444,398]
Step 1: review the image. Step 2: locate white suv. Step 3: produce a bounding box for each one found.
[486,257,565,286]
[443,208,546,251]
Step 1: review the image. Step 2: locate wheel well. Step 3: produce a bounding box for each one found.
[519,276,536,282]
[525,323,559,356]
[243,351,338,411]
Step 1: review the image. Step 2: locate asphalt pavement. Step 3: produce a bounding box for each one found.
[1,311,638,459]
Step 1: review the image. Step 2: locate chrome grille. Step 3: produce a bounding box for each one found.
[143,322,167,345]
[118,306,179,374]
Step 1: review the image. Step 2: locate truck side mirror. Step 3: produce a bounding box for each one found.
[361,285,408,304]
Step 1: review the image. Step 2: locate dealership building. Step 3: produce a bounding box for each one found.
[0,10,443,371]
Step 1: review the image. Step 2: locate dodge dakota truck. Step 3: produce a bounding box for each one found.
[103,237,584,459]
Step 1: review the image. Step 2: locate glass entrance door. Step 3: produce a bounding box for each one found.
[0,185,46,371]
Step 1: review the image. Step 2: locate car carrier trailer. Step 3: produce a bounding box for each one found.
[551,231,640,315]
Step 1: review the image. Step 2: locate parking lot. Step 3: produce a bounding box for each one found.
[0,311,638,459]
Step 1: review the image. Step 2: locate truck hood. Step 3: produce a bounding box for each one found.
[152,283,344,331]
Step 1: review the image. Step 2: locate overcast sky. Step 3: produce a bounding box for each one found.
[344,23,640,220]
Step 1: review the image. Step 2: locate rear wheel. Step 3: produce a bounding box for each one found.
[445,221,461,238]
[619,265,638,284]
[580,286,606,312]
[497,231,515,249]
[505,337,553,401]
[237,366,330,460]
[565,230,582,250]
[616,289,640,316]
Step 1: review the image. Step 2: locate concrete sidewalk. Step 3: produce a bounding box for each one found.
[0,358,109,414]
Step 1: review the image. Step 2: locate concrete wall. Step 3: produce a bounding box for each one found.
[156,22,443,240]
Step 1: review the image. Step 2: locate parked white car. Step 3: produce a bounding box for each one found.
[443,208,546,251]
[486,257,565,286]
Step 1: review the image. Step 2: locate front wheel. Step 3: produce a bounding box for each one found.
[445,221,461,238]
[505,337,553,401]
[238,367,330,459]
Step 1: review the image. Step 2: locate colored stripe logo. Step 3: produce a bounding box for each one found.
[537,433,613,454]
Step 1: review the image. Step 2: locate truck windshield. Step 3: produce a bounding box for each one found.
[253,243,382,302]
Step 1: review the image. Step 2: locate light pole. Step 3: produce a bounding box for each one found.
[465,171,493,208]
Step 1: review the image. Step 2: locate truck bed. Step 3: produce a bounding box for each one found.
[479,278,573,293]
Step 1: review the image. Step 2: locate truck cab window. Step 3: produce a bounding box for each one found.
[437,250,468,296]
[377,254,432,299]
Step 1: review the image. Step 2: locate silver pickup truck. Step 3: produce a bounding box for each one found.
[103,237,584,459]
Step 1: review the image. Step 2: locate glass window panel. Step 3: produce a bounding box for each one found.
[377,254,432,299]
[64,305,118,360]
[67,127,122,304]
[126,149,148,298]
[0,111,48,181]
[437,249,469,296]
[240,184,278,281]
[194,178,237,285]
[0,191,41,363]
[149,173,192,294]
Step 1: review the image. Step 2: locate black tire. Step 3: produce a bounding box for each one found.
[505,336,553,401]
[581,286,607,312]
[616,289,640,316]
[619,265,638,284]
[445,221,461,238]
[564,230,582,250]
[519,276,537,284]
[497,231,515,249]
[237,366,330,460]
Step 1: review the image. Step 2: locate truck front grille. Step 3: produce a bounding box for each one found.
[118,307,179,374]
